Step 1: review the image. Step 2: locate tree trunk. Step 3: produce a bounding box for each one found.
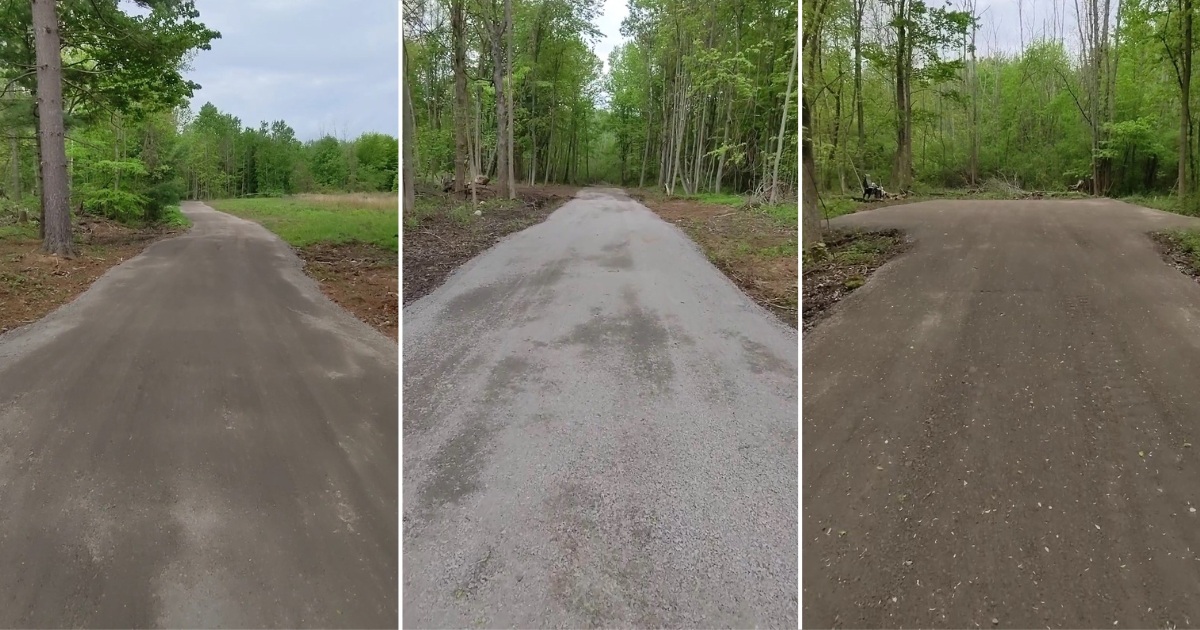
[892,0,913,191]
[402,43,416,214]
[715,88,733,194]
[802,92,821,247]
[490,19,509,195]
[32,0,73,257]
[504,0,515,199]
[853,0,865,161]
[452,0,468,193]
[1182,0,1193,197]
[770,37,798,205]
[8,133,20,202]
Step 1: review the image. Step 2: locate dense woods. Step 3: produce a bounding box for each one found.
[402,0,798,206]
[0,1,398,256]
[804,0,1200,242]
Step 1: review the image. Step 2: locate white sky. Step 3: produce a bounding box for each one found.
[593,0,630,73]
[183,0,398,141]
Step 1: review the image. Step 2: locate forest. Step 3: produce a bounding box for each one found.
[401,0,798,205]
[0,1,398,257]
[803,0,1200,241]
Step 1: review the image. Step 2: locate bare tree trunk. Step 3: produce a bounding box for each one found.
[8,133,20,203]
[892,0,913,191]
[32,0,73,257]
[715,88,733,194]
[770,37,798,205]
[1182,0,1193,197]
[403,42,416,214]
[472,84,480,205]
[452,0,468,193]
[489,16,509,195]
[853,0,865,160]
[802,92,821,247]
[504,0,515,199]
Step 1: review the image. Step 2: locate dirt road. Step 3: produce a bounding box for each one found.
[804,199,1200,628]
[0,202,397,628]
[403,188,798,628]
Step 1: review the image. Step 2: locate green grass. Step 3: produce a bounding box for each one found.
[760,202,797,227]
[161,205,191,228]
[0,222,36,241]
[821,197,864,219]
[689,192,745,207]
[1122,194,1200,216]
[211,197,398,251]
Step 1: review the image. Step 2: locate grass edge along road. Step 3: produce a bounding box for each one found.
[0,207,188,335]
[210,194,398,339]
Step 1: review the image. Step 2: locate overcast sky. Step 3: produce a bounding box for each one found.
[593,0,629,73]
[183,0,398,141]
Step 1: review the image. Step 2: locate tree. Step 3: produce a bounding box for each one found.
[771,34,797,205]
[31,0,71,256]
[404,41,416,214]
[803,92,822,247]
[451,0,468,193]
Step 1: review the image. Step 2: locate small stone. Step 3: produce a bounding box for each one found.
[992,617,999,625]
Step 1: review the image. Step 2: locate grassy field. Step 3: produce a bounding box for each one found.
[210,193,398,251]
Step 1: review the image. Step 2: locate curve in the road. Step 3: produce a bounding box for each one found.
[805,198,1200,629]
[0,202,398,629]
[403,187,798,628]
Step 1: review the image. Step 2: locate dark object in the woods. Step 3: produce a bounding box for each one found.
[862,174,884,200]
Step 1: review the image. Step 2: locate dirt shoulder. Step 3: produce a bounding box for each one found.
[0,217,180,336]
[402,184,578,305]
[635,193,798,327]
[297,243,397,339]
[1151,229,1200,283]
[802,228,908,330]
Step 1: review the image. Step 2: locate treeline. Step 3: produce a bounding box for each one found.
[401,0,798,203]
[805,0,1200,201]
[176,103,400,200]
[599,0,798,198]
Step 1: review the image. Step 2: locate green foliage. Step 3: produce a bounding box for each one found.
[0,0,219,120]
[761,202,799,227]
[161,204,190,228]
[807,0,1200,197]
[405,0,796,193]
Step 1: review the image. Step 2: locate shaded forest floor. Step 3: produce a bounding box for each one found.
[632,190,799,327]
[0,218,182,336]
[802,228,908,331]
[211,194,399,339]
[402,183,579,305]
